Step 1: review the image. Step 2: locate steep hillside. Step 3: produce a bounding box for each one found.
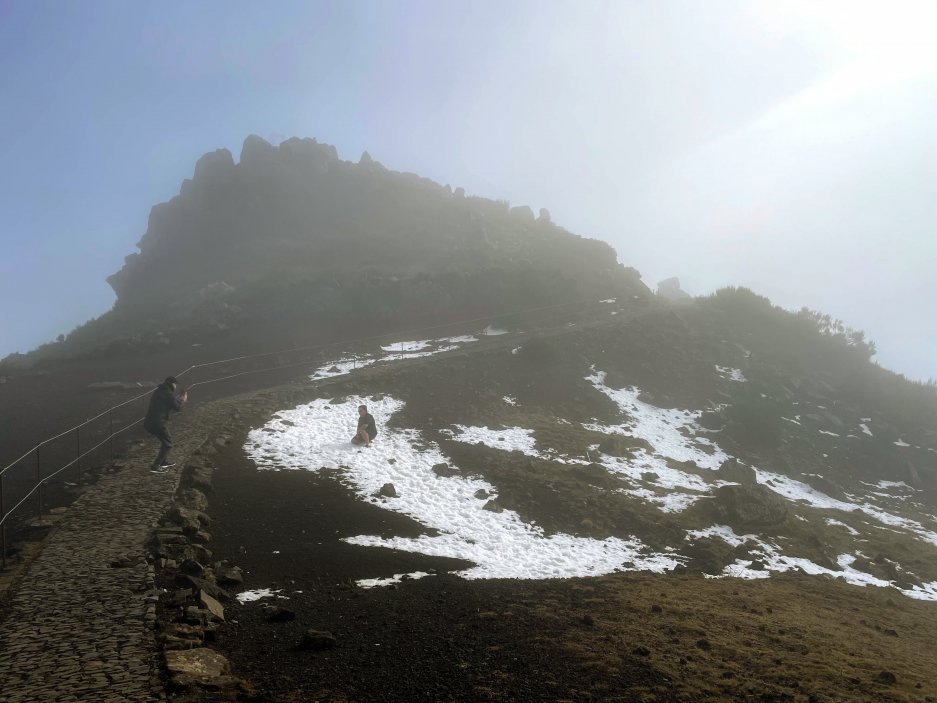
[162,298,937,701]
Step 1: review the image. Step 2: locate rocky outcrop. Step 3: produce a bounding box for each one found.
[716,458,757,484]
[712,484,788,526]
[657,277,691,302]
[102,133,650,327]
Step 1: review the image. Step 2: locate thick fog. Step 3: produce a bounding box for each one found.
[1,0,934,379]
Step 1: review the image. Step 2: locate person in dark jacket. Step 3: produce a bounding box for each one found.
[144,376,187,472]
[351,404,377,446]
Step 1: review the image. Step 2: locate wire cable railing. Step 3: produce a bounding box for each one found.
[0,294,632,566]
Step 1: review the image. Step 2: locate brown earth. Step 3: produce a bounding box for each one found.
[203,427,937,703]
[183,335,937,703]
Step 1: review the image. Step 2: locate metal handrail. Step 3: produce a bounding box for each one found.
[0,294,628,565]
[1,297,594,477]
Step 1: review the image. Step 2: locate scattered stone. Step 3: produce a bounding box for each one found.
[876,670,897,685]
[474,489,490,499]
[712,484,789,526]
[298,630,337,650]
[216,562,244,585]
[581,614,595,627]
[263,605,296,622]
[379,482,398,498]
[176,488,209,512]
[696,639,712,651]
[175,574,232,601]
[482,499,503,513]
[199,591,225,622]
[432,462,460,478]
[632,646,650,657]
[717,458,757,484]
[650,604,663,613]
[164,647,232,686]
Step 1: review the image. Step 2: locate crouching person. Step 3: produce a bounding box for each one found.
[351,404,377,446]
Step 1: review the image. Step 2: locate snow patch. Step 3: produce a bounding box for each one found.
[236,588,286,603]
[357,571,433,589]
[714,365,747,382]
[246,396,680,580]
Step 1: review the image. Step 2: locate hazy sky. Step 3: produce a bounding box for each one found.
[1,1,934,379]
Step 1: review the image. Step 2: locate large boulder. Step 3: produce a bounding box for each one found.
[712,484,788,526]
[716,458,757,484]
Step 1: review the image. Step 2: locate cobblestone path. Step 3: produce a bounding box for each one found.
[0,403,228,703]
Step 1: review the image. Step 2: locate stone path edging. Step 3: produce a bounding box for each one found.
[0,402,229,703]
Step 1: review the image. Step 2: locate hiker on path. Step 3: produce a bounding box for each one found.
[144,376,187,472]
[351,404,377,446]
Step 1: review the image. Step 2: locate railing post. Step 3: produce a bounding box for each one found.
[35,445,43,522]
[76,427,82,488]
[1,472,6,568]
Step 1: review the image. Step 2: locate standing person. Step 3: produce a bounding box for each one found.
[351,404,377,446]
[144,376,187,473]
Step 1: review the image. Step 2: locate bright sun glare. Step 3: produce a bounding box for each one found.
[767,0,937,82]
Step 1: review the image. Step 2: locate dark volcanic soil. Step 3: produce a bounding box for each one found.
[208,437,678,703]
[207,433,937,703]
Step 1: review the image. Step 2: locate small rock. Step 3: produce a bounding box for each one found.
[696,639,712,651]
[876,670,897,685]
[474,489,490,499]
[164,648,232,687]
[482,499,503,513]
[264,605,296,623]
[650,604,663,613]
[379,483,398,498]
[581,614,594,626]
[432,463,460,478]
[632,646,650,657]
[199,591,225,622]
[216,562,243,585]
[298,630,336,650]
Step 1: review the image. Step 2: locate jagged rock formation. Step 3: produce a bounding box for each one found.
[105,135,648,324]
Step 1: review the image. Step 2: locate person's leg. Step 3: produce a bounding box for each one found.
[361,429,370,447]
[154,427,174,467]
[351,432,364,445]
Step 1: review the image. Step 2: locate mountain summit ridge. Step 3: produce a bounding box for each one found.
[106,134,646,318]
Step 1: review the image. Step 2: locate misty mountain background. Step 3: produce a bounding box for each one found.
[1,1,934,379]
